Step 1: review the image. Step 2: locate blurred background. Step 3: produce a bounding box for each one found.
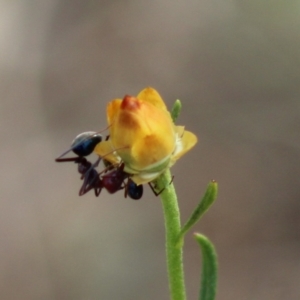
[1,1,300,299]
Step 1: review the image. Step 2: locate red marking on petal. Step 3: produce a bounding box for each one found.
[121,95,141,111]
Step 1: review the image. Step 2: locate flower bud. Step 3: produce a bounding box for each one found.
[95,88,197,184]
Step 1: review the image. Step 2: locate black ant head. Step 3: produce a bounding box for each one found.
[71,131,102,157]
[55,131,102,162]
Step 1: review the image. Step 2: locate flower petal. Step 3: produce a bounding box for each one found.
[94,140,121,165]
[130,171,163,185]
[171,129,197,163]
[106,98,122,135]
[137,87,167,111]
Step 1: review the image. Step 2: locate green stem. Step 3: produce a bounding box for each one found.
[156,169,186,300]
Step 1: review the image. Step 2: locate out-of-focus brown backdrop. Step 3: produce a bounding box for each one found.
[1,1,300,299]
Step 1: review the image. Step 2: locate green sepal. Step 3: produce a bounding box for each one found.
[171,99,182,122]
[176,181,218,247]
[194,233,218,300]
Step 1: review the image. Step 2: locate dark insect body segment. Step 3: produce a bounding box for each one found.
[101,164,127,194]
[55,131,103,162]
[126,179,143,200]
[72,132,102,157]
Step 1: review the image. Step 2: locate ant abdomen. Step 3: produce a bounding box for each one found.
[126,179,143,200]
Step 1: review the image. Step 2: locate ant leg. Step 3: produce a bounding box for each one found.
[79,177,94,196]
[148,182,160,196]
[79,170,94,195]
[79,171,102,196]
[124,178,129,198]
[55,149,78,161]
[94,186,102,197]
[98,162,117,176]
[79,162,117,196]
[124,173,136,199]
[80,156,101,179]
[169,175,175,185]
[55,157,81,163]
[148,175,174,196]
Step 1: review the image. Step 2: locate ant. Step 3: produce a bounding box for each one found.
[55,131,143,200]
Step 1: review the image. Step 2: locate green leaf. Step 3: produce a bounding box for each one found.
[194,233,218,300]
[171,99,182,122]
[176,181,218,247]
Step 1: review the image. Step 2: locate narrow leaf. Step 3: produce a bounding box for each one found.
[171,99,182,122]
[194,233,218,300]
[177,181,218,247]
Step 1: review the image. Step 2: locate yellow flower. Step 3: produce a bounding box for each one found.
[94,87,197,185]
